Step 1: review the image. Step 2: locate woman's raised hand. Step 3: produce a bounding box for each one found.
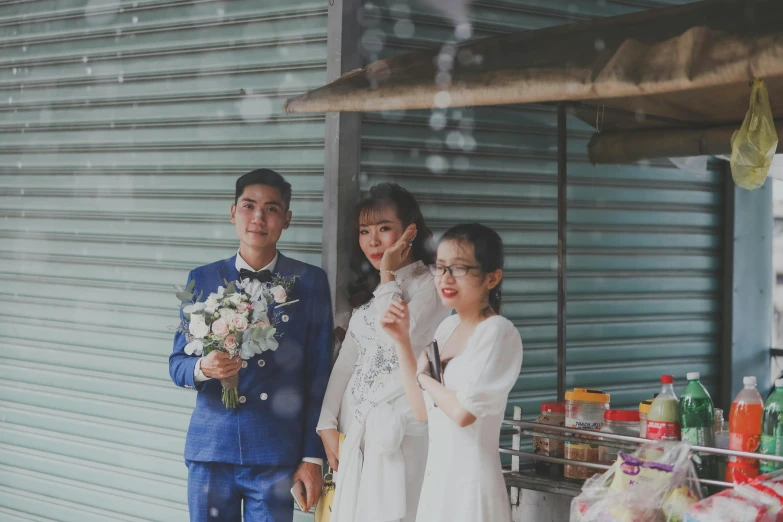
[380,298,411,344]
[380,224,417,273]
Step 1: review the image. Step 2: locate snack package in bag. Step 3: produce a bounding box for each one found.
[730,79,778,190]
[570,442,701,522]
[684,489,773,522]
[684,469,783,522]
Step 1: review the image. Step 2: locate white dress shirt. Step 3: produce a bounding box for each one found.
[192,250,322,468]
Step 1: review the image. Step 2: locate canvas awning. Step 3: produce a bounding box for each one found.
[284,0,783,164]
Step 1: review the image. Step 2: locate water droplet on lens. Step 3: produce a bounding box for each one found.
[434,91,451,108]
[429,112,447,131]
[426,155,448,174]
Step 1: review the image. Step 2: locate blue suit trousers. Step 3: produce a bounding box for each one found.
[186,460,295,522]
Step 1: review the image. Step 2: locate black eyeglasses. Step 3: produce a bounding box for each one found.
[428,264,482,277]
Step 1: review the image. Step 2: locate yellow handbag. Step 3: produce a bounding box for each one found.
[314,432,345,522]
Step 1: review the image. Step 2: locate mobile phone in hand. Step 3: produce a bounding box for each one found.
[426,339,442,383]
[291,480,307,511]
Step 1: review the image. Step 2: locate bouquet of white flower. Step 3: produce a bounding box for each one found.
[174,275,299,408]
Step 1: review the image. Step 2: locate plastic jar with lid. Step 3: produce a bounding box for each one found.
[564,388,610,480]
[533,402,566,477]
[599,409,641,465]
[639,399,654,438]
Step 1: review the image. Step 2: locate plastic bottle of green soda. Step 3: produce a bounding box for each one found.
[680,372,715,482]
[761,379,783,474]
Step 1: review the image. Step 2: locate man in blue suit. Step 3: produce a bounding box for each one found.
[169,169,332,522]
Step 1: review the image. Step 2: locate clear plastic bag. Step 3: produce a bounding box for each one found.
[570,442,702,522]
[684,469,783,522]
[730,79,779,190]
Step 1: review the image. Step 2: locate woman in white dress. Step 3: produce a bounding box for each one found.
[317,183,451,522]
[381,223,523,522]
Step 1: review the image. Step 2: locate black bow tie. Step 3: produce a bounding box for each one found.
[239,268,273,283]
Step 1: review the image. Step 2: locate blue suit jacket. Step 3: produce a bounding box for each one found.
[169,253,333,466]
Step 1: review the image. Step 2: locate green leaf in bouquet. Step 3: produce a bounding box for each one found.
[241,338,263,357]
[251,308,268,323]
[239,342,254,360]
[258,325,272,338]
[196,290,203,302]
[176,291,194,302]
[251,327,265,342]
[187,280,196,292]
[225,283,237,296]
[264,337,279,351]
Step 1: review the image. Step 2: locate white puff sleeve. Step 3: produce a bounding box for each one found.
[455,317,523,418]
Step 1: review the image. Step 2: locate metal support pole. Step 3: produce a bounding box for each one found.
[509,406,522,507]
[557,103,568,402]
[322,0,362,335]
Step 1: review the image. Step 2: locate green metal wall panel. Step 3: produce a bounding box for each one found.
[0,1,327,520]
[360,0,719,426]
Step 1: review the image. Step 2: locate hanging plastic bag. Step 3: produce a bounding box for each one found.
[730,79,778,190]
[571,442,702,522]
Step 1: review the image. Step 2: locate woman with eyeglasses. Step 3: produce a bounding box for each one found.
[381,223,523,522]
[317,184,451,522]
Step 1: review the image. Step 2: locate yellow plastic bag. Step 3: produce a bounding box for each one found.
[730,79,778,190]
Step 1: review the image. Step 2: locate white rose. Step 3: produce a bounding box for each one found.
[189,316,209,338]
[205,295,220,311]
[219,307,237,320]
[270,285,287,304]
[229,293,243,306]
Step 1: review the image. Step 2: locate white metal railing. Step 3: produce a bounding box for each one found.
[501,414,783,490]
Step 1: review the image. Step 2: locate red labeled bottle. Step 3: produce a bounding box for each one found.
[726,376,764,483]
[647,375,681,440]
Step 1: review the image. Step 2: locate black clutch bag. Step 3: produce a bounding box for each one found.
[425,339,442,383]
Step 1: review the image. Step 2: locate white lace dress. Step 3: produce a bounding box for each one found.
[317,261,451,522]
[415,315,523,522]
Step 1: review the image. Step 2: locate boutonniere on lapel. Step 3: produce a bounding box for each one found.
[172,274,300,408]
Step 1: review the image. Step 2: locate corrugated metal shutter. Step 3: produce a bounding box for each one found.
[0,2,326,520]
[360,0,720,427]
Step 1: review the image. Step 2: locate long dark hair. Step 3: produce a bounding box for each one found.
[439,223,504,315]
[348,183,435,308]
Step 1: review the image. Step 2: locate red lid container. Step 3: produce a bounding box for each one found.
[605,409,641,422]
[661,375,674,384]
[540,402,566,413]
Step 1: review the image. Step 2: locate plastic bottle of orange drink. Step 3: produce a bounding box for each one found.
[726,376,764,483]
